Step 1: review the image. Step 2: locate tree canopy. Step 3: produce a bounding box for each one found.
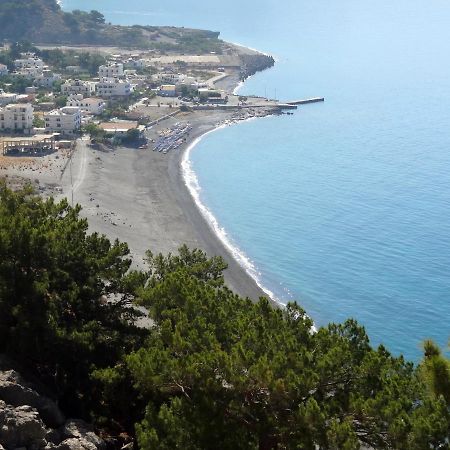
[126,256,450,449]
[0,184,448,449]
[0,184,146,422]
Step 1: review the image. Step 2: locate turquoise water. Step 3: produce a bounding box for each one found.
[63,0,450,361]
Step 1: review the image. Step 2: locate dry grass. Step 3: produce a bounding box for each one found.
[0,155,37,170]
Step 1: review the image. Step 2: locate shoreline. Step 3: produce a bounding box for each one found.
[181,119,282,304]
[165,110,281,303]
[63,110,277,302]
[1,43,284,304]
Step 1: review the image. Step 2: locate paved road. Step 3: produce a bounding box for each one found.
[58,137,90,205]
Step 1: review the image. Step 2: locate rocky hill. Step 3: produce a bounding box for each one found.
[0,0,222,52]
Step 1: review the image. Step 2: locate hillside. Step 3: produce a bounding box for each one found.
[0,0,223,53]
[0,185,449,449]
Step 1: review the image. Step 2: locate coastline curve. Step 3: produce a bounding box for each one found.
[181,120,284,306]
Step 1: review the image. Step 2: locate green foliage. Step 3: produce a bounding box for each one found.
[0,1,47,42]
[137,66,158,77]
[125,128,141,143]
[0,42,40,70]
[126,249,450,449]
[0,185,448,447]
[180,85,199,99]
[0,184,146,419]
[54,94,67,108]
[32,116,44,128]
[419,340,450,405]
[70,9,105,26]
[83,123,106,141]
[0,0,225,51]
[40,49,107,76]
[144,244,227,289]
[0,75,31,94]
[98,97,139,121]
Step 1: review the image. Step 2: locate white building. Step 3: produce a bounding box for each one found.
[65,65,83,73]
[124,58,146,70]
[0,103,34,133]
[14,54,44,71]
[96,78,132,98]
[25,86,38,94]
[99,120,144,137]
[67,96,106,116]
[44,107,81,136]
[61,79,97,96]
[35,70,61,88]
[0,64,8,76]
[159,84,177,97]
[0,90,17,106]
[177,76,200,90]
[154,73,186,84]
[98,63,124,78]
[14,67,43,79]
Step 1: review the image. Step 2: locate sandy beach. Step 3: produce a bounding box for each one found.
[74,112,269,299]
[1,67,282,302]
[41,110,272,301]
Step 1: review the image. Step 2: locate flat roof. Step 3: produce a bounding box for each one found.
[148,55,221,64]
[99,121,138,131]
[2,103,32,108]
[82,98,104,104]
[0,134,55,143]
[46,107,80,116]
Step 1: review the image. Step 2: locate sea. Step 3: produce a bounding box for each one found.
[62,0,450,361]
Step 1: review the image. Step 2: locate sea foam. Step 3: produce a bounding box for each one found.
[181,123,282,304]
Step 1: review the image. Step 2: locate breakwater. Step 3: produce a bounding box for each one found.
[287,97,325,105]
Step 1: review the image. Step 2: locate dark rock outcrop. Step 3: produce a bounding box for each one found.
[0,366,105,450]
[240,53,275,80]
[0,401,46,449]
[0,371,65,429]
[60,420,105,450]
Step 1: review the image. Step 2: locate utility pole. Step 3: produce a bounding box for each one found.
[69,154,73,207]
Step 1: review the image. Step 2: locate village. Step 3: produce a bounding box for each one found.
[0,43,292,164]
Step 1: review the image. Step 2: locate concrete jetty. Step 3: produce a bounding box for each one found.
[286,97,324,105]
